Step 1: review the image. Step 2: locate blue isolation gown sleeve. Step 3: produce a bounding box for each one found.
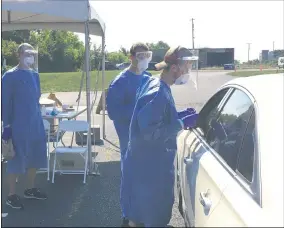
[1,73,14,127]
[33,72,42,107]
[137,90,183,142]
[106,77,133,123]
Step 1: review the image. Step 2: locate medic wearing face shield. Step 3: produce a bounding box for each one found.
[2,43,47,210]
[120,46,199,227]
[106,42,152,226]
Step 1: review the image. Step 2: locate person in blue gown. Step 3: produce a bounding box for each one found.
[121,46,199,227]
[106,43,153,226]
[2,43,47,210]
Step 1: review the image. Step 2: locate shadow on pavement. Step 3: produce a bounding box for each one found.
[1,161,122,227]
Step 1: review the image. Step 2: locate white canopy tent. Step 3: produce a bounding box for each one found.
[1,0,107,176]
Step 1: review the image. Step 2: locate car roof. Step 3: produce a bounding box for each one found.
[221,73,284,219]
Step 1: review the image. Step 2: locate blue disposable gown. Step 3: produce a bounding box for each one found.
[2,68,47,174]
[106,70,151,219]
[121,77,183,226]
[106,70,151,159]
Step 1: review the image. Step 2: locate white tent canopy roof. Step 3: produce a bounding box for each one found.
[1,0,106,36]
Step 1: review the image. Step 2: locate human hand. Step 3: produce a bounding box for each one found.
[178,108,196,119]
[2,127,12,141]
[181,113,199,129]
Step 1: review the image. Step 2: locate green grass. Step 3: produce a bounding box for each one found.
[227,70,284,77]
[39,70,158,93]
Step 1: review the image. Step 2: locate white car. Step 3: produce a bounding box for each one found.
[176,74,284,227]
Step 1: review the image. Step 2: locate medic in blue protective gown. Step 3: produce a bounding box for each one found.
[2,67,47,174]
[121,77,184,226]
[106,69,151,160]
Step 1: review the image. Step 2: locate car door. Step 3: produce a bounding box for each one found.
[195,87,257,227]
[181,87,256,227]
[210,108,265,227]
[180,87,232,226]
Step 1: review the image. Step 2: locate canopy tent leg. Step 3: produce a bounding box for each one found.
[102,34,106,139]
[85,21,100,176]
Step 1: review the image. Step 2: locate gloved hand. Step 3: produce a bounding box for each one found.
[2,127,12,141]
[178,108,196,119]
[181,113,199,129]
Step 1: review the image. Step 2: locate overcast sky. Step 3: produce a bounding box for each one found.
[76,1,284,62]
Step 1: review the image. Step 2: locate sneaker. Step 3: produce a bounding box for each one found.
[121,218,129,227]
[24,188,47,200]
[6,194,24,209]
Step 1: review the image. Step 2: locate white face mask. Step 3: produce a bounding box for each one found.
[24,56,35,67]
[137,59,149,73]
[174,73,190,85]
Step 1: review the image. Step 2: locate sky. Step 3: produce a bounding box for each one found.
[76,1,284,62]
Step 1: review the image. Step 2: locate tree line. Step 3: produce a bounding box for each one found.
[2,30,170,73]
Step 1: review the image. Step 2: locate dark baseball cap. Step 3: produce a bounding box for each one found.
[155,46,198,71]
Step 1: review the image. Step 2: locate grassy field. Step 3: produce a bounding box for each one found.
[39,70,158,93]
[227,69,284,77]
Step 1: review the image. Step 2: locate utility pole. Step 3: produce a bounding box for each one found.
[273,41,275,51]
[191,18,195,50]
[246,43,251,63]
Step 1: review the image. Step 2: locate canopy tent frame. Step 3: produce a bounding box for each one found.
[1,0,106,177]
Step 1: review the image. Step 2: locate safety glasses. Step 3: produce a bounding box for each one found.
[136,51,153,61]
[22,49,38,57]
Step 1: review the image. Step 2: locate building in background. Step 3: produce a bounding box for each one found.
[259,50,269,62]
[268,49,284,61]
[195,48,234,68]
[151,49,168,63]
[152,48,234,69]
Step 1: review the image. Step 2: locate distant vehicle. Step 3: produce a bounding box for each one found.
[100,61,117,70]
[176,74,284,227]
[278,57,284,69]
[224,63,235,70]
[116,62,131,70]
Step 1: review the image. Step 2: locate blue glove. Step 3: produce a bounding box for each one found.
[181,113,199,129]
[178,108,196,119]
[2,127,12,141]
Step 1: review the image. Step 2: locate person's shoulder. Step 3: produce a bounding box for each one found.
[110,69,128,85]
[139,78,164,102]
[32,70,40,78]
[2,67,18,81]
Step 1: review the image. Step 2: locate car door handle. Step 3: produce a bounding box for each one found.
[199,190,212,211]
[183,157,193,165]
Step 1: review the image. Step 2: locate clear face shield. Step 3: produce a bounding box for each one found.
[175,52,199,89]
[23,49,38,72]
[175,50,198,90]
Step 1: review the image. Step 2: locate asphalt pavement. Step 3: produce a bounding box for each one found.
[1,71,234,227]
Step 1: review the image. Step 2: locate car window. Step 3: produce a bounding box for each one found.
[236,110,255,183]
[205,89,254,171]
[197,88,230,135]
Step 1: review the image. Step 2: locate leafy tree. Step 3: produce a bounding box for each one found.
[107,52,128,64]
[119,46,129,56]
[1,39,19,66]
[2,30,31,44]
[146,41,170,50]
